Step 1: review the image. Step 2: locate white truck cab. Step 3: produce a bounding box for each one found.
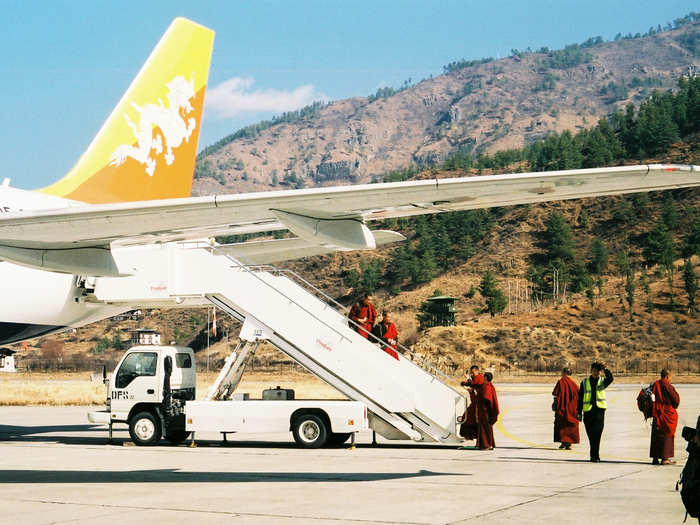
[90,345,195,445]
[89,344,368,448]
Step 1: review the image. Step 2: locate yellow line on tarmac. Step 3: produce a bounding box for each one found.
[495,407,555,450]
[495,398,649,463]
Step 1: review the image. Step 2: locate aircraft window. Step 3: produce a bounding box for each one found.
[175,353,192,368]
[115,352,157,389]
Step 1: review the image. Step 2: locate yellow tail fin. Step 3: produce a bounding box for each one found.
[41,18,214,204]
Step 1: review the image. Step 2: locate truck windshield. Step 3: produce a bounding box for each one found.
[115,352,158,389]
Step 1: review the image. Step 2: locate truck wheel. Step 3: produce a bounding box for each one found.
[129,411,162,445]
[165,431,191,445]
[327,432,352,446]
[292,414,328,448]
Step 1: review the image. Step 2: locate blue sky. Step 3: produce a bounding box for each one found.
[1,0,696,189]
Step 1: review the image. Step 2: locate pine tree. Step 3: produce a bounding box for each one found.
[639,273,654,312]
[557,130,583,170]
[643,220,676,271]
[683,259,698,315]
[455,236,476,261]
[585,286,595,306]
[661,195,680,230]
[614,249,630,276]
[479,270,508,317]
[486,290,508,318]
[632,193,651,218]
[385,245,413,287]
[588,239,608,274]
[359,259,382,294]
[570,260,593,293]
[429,220,452,270]
[479,270,498,297]
[644,220,676,310]
[412,250,437,284]
[624,269,636,320]
[543,212,575,264]
[344,268,360,290]
[682,214,700,258]
[613,198,635,224]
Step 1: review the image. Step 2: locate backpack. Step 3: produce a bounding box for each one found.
[636,385,654,420]
[677,443,700,520]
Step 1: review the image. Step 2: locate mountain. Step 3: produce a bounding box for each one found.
[192,21,700,196]
[15,18,700,380]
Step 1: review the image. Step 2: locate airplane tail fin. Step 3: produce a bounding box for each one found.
[40,18,214,204]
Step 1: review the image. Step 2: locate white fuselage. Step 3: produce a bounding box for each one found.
[0,185,126,344]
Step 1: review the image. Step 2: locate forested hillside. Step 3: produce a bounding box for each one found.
[15,15,700,377]
[278,76,700,375]
[192,15,700,195]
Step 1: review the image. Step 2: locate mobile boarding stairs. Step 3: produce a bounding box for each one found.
[93,243,466,444]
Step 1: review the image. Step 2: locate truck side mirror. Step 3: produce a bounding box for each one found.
[102,365,108,385]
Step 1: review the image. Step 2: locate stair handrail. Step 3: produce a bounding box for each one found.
[206,250,353,344]
[208,244,464,393]
[239,264,459,388]
[274,268,462,387]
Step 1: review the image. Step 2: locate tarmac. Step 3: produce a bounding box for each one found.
[1,383,698,525]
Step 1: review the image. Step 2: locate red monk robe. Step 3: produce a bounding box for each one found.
[650,378,680,460]
[349,302,377,339]
[372,321,398,349]
[476,380,500,449]
[459,373,484,440]
[553,375,580,445]
[371,321,400,359]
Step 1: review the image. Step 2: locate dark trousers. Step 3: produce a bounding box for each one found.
[583,408,605,460]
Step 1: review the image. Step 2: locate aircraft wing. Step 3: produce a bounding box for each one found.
[0,164,698,255]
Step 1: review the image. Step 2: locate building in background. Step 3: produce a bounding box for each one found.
[129,329,161,346]
[0,348,17,372]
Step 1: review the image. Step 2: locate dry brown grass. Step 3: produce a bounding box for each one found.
[0,372,107,406]
[0,370,344,406]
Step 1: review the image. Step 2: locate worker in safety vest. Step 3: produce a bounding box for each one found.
[576,361,614,462]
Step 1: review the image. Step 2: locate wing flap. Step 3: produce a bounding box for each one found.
[1,164,697,250]
[216,229,405,264]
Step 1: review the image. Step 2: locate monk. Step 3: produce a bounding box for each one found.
[552,367,580,450]
[348,293,377,339]
[650,369,680,465]
[458,365,483,441]
[371,310,399,350]
[476,372,500,450]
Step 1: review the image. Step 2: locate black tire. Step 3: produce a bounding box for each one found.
[292,414,328,448]
[327,432,352,446]
[165,430,191,445]
[129,411,162,446]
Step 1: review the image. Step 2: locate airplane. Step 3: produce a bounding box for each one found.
[0,17,698,346]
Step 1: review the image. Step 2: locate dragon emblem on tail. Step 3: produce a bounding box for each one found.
[110,76,197,176]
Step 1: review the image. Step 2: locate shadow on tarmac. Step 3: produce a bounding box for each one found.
[0,424,103,438]
[0,468,467,484]
[0,424,479,450]
[503,455,654,466]
[0,424,541,452]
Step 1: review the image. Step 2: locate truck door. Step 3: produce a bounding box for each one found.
[110,351,160,416]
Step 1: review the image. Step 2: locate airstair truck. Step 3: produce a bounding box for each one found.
[88,325,368,448]
[91,242,466,446]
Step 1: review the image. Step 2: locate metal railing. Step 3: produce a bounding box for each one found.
[207,243,463,394]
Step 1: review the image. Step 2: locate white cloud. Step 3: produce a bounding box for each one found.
[204,76,328,119]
